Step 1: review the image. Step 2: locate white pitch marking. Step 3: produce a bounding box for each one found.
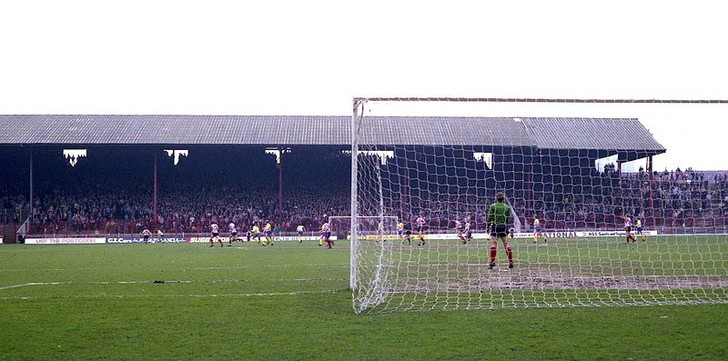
[189,264,348,270]
[0,278,347,291]
[0,289,340,300]
[0,280,193,290]
[0,264,349,273]
[2,269,64,272]
[0,282,49,290]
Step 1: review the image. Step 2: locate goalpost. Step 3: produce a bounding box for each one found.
[350,96,728,314]
[330,215,399,310]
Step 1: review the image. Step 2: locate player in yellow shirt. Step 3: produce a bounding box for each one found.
[635,218,646,242]
[263,221,273,246]
[251,224,262,245]
[296,224,305,243]
[396,220,405,242]
[533,217,548,244]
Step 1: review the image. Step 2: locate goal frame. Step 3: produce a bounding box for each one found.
[350,96,728,314]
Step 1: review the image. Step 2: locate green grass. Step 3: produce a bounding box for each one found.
[1,239,727,360]
[355,235,728,312]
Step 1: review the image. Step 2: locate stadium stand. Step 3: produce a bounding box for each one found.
[0,115,726,239]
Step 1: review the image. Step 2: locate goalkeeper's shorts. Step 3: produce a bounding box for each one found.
[490,224,508,238]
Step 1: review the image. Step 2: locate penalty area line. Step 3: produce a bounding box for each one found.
[0,278,347,291]
[0,280,195,290]
[0,289,342,301]
[0,282,49,290]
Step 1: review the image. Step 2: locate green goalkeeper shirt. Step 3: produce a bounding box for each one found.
[487,201,511,226]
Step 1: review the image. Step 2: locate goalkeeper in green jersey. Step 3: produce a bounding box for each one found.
[487,192,514,269]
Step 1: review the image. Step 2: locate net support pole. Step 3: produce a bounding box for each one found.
[29,150,33,223]
[648,155,654,223]
[153,152,158,232]
[350,98,363,290]
[278,149,284,219]
[376,159,385,217]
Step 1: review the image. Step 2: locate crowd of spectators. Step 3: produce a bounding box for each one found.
[2,146,727,236]
[1,195,27,223]
[527,165,728,231]
[2,147,352,236]
[17,184,348,236]
[368,164,728,233]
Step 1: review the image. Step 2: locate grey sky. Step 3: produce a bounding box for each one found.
[1,1,726,170]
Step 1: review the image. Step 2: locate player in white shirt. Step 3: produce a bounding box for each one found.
[374,221,386,242]
[141,228,152,244]
[455,219,472,244]
[455,219,465,243]
[296,224,305,243]
[463,220,472,244]
[415,215,426,246]
[620,215,637,244]
[320,222,332,248]
[228,222,237,246]
[209,222,222,247]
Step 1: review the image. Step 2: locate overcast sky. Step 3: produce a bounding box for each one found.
[1,1,726,171]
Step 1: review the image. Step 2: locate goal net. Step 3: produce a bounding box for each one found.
[330,215,399,310]
[350,97,728,314]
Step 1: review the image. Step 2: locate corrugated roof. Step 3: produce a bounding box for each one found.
[0,115,347,145]
[358,117,530,147]
[0,115,665,153]
[523,117,664,151]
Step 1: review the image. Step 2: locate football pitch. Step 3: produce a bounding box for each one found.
[1,237,727,360]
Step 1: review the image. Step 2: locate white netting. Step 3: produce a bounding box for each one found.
[350,97,728,314]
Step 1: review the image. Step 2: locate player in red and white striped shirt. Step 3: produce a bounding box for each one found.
[320,222,332,248]
[415,215,426,246]
[141,228,152,244]
[209,222,222,247]
[228,222,237,246]
[620,215,637,244]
